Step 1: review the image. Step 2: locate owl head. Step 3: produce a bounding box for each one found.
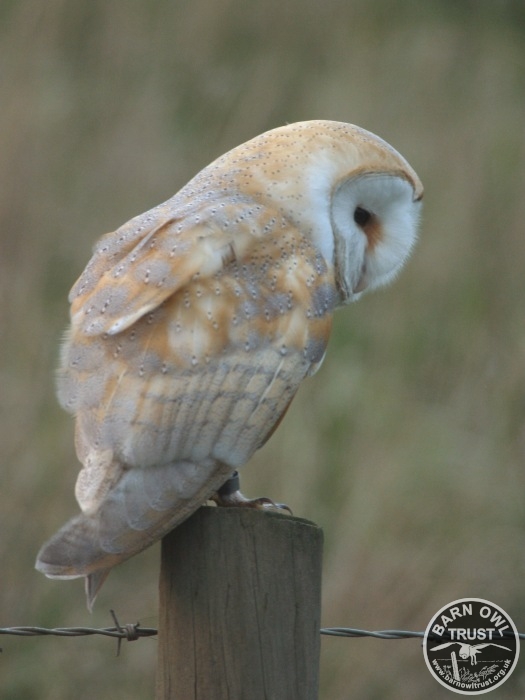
[208,120,423,305]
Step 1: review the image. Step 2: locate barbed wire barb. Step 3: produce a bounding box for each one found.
[0,610,158,654]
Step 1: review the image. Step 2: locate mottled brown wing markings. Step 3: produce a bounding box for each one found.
[69,198,283,337]
[58,221,337,517]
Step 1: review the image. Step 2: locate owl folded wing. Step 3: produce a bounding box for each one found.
[69,198,271,337]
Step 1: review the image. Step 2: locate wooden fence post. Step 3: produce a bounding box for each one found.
[156,506,323,700]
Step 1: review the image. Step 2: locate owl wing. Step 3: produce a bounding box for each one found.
[473,644,511,651]
[69,197,272,337]
[430,642,456,651]
[37,201,337,605]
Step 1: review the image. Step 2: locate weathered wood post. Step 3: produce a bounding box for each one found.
[156,506,323,700]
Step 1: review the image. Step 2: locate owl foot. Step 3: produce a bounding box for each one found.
[212,471,292,514]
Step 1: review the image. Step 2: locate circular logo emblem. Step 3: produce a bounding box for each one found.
[423,598,519,694]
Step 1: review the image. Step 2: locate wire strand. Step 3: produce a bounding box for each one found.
[2,617,524,647]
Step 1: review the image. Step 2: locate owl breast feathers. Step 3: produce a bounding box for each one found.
[36,120,423,607]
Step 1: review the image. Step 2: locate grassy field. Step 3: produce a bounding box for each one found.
[2,1,525,697]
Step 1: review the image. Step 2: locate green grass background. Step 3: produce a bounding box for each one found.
[2,1,525,697]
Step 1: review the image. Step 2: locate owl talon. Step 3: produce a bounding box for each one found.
[212,471,292,514]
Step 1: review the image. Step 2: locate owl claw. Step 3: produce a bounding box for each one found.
[212,471,292,514]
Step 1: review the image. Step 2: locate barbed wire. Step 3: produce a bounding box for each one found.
[0,611,158,656]
[1,611,524,654]
[321,628,426,640]
[321,628,525,641]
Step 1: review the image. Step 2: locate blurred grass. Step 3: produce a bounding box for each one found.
[2,1,525,697]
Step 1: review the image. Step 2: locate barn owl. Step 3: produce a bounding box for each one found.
[36,120,423,608]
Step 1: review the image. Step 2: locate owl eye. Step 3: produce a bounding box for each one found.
[353,206,372,227]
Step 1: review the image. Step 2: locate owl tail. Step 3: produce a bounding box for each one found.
[35,513,116,611]
[85,570,111,612]
[35,460,234,610]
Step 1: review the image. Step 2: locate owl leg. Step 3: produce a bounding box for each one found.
[211,471,292,514]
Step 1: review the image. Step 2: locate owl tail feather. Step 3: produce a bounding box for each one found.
[35,513,120,611]
[35,460,235,609]
[85,570,111,612]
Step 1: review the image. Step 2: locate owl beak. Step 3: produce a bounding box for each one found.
[352,264,368,294]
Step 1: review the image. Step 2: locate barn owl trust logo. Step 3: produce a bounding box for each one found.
[423,598,519,694]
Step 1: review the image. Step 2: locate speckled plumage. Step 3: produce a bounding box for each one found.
[36,120,423,607]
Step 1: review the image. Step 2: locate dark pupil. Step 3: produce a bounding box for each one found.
[354,206,371,227]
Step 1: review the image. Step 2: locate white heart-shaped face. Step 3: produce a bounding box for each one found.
[330,172,422,302]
